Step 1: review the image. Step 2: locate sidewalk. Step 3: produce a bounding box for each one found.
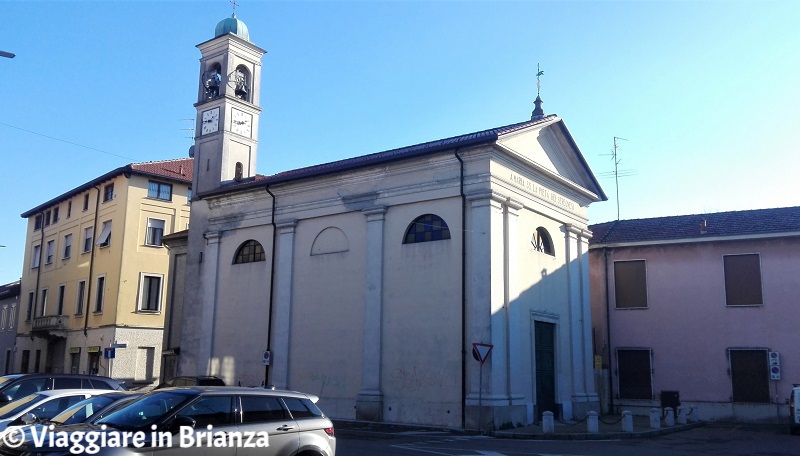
[493,414,705,440]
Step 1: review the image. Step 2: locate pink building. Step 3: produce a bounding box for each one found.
[589,207,799,422]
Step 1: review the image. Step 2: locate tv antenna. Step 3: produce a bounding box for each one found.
[597,136,635,220]
[180,118,195,141]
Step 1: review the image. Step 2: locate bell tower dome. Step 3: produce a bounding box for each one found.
[192,14,266,196]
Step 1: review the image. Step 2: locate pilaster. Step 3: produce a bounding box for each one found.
[200,231,221,374]
[271,220,297,389]
[357,207,387,421]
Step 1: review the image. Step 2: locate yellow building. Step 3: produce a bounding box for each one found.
[17,159,192,386]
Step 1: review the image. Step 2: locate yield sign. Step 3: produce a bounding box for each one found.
[472,343,493,365]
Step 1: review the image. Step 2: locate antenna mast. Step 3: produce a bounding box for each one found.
[612,136,628,220]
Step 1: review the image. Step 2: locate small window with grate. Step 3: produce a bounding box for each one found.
[234,240,266,264]
[403,214,451,244]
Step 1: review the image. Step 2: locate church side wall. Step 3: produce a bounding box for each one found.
[381,198,463,427]
[288,213,367,419]
[209,224,273,387]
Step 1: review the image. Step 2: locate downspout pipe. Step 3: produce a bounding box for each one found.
[264,186,277,387]
[83,186,102,337]
[454,150,466,429]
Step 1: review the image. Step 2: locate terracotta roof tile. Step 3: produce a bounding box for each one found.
[131,158,193,182]
[589,206,800,245]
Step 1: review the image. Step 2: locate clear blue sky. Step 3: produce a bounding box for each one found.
[2,0,799,284]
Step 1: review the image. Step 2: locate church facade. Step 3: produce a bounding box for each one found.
[175,15,606,429]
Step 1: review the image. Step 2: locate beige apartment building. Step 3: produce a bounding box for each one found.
[17,159,192,386]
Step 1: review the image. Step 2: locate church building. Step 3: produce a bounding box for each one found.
[174,14,607,429]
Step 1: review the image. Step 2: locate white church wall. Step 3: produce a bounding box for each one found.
[382,197,463,427]
[208,224,273,387]
[288,212,367,420]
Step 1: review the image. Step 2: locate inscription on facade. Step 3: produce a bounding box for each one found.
[509,173,576,211]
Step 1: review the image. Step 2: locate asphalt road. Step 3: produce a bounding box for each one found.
[335,423,800,456]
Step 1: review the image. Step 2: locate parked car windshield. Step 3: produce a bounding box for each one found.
[96,392,191,431]
[50,395,116,425]
[0,394,40,419]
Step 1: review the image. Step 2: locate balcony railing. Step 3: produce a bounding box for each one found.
[32,315,69,331]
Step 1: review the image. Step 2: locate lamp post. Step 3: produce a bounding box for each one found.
[0,51,15,59]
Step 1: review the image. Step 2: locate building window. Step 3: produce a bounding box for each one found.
[31,245,41,268]
[146,219,166,246]
[26,292,33,321]
[103,184,114,202]
[94,276,105,313]
[532,227,554,256]
[729,349,769,403]
[83,227,93,253]
[723,254,763,306]
[1,306,7,330]
[8,305,15,330]
[67,201,72,218]
[148,181,173,201]
[138,274,163,312]
[39,289,47,317]
[45,240,54,264]
[44,210,51,226]
[83,194,89,211]
[52,207,59,224]
[75,280,86,315]
[57,285,66,315]
[187,188,192,202]
[614,260,648,309]
[34,215,43,231]
[233,240,265,264]
[20,350,30,374]
[97,221,112,247]
[616,348,653,400]
[63,234,72,259]
[403,214,451,244]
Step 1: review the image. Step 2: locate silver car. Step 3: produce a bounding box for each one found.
[8,386,335,456]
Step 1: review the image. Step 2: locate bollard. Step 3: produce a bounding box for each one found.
[677,406,687,424]
[688,405,699,423]
[621,411,634,433]
[649,408,661,429]
[587,411,599,433]
[664,407,674,426]
[542,411,555,434]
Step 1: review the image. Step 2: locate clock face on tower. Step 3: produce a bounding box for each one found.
[231,109,252,137]
[201,107,220,135]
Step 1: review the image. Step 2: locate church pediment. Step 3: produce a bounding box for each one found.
[495,117,607,202]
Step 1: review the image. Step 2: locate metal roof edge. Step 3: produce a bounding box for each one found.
[588,230,800,249]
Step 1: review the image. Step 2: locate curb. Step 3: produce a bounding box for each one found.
[493,422,706,440]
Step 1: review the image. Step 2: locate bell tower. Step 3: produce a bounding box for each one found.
[192,14,266,196]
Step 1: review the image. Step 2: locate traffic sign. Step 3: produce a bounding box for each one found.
[103,347,116,359]
[262,350,271,366]
[472,343,493,365]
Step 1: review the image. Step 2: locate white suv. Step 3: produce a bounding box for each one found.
[5,386,335,455]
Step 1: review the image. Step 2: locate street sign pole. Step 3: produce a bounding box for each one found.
[479,362,483,434]
[472,343,493,434]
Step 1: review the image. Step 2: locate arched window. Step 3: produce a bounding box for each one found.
[403,214,451,244]
[234,162,243,181]
[532,227,554,256]
[203,63,223,100]
[233,240,265,264]
[234,65,250,101]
